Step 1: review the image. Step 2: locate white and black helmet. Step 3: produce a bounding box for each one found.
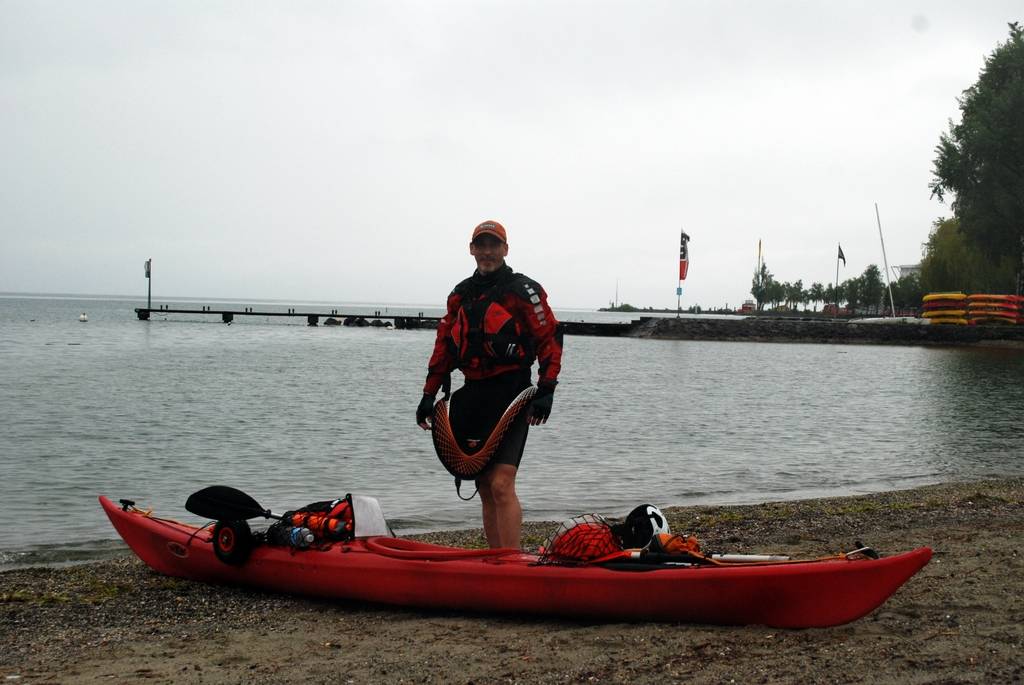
[613,504,670,549]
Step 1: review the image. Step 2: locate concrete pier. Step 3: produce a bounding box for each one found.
[135,306,446,329]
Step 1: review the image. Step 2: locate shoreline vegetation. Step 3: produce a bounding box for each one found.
[2,478,1022,683]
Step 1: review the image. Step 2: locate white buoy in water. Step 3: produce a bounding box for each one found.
[79,313,88,322]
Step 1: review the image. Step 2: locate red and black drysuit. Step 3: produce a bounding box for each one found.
[423,264,562,468]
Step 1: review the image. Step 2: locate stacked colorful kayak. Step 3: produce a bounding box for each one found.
[921,292,968,325]
[966,294,1023,325]
[100,496,931,628]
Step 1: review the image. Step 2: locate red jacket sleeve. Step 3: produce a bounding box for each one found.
[422,292,460,396]
[508,284,561,388]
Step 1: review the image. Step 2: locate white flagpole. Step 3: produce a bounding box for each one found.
[875,204,897,316]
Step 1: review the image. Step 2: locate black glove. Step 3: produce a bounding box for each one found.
[416,394,435,429]
[529,385,555,425]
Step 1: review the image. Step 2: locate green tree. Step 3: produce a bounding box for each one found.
[860,265,885,314]
[808,282,825,311]
[751,262,773,311]
[890,272,924,310]
[843,276,863,312]
[768,280,786,309]
[920,217,1017,292]
[825,282,848,312]
[930,22,1024,293]
[789,279,805,311]
[779,281,793,309]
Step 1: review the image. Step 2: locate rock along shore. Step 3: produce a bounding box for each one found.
[628,315,1024,347]
[2,478,1022,683]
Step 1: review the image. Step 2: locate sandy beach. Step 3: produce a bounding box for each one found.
[2,478,1021,684]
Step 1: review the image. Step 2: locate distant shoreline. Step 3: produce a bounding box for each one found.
[627,315,1024,346]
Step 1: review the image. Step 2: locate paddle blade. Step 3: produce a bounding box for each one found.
[185,485,270,521]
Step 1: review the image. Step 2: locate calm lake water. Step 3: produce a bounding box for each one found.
[2,294,1022,569]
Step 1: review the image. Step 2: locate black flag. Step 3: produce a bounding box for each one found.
[144,259,151,278]
[837,245,846,266]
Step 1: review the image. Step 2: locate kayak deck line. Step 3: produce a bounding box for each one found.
[99,495,932,628]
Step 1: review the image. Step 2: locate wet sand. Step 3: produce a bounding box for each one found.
[2,478,1022,683]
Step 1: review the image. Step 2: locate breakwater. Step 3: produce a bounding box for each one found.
[628,316,1024,347]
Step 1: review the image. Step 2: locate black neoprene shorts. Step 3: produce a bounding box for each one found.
[449,369,532,471]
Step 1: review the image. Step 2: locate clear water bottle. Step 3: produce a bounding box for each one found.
[289,526,315,548]
[268,525,315,548]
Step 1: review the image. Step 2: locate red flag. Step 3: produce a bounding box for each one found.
[678,231,690,281]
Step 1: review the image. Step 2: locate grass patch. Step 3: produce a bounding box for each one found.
[1,589,70,604]
[823,501,919,516]
[521,532,548,548]
[692,511,745,526]
[76,578,135,604]
[964,492,1010,505]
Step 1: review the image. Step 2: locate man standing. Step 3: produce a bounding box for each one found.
[417,220,562,549]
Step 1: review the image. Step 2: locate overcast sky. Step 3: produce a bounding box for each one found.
[1,2,1019,309]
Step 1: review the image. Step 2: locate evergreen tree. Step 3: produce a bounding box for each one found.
[931,22,1024,293]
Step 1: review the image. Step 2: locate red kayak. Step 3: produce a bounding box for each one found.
[100,496,931,628]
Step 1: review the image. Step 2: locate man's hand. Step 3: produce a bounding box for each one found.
[529,385,554,425]
[416,394,436,430]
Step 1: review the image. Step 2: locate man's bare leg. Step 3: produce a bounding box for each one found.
[476,464,521,549]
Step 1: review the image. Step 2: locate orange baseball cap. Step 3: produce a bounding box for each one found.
[471,220,507,243]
